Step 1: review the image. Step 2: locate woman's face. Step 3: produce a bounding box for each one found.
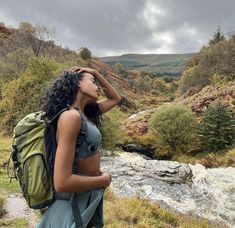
[78,73,100,101]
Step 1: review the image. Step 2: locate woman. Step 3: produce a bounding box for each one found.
[36,67,122,228]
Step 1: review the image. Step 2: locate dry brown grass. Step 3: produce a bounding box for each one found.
[104,188,224,228]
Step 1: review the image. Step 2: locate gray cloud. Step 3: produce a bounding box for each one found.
[0,0,234,56]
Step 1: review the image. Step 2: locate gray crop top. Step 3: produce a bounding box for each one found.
[74,112,101,160]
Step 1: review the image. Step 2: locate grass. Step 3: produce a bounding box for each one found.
[0,137,26,228]
[0,137,12,166]
[0,171,20,193]
[173,146,235,168]
[0,192,6,218]
[0,136,229,227]
[0,136,20,193]
[0,218,28,228]
[104,188,224,228]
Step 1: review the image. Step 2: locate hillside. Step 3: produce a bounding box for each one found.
[88,59,140,101]
[123,83,235,139]
[176,82,235,116]
[99,53,197,76]
[0,24,12,37]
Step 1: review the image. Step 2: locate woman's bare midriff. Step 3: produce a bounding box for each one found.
[76,150,101,176]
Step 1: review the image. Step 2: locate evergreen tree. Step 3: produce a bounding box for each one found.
[209,26,225,46]
[199,101,235,152]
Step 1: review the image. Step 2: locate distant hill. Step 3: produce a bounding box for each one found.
[99,53,197,77]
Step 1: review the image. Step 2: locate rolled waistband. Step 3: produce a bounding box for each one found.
[55,192,72,200]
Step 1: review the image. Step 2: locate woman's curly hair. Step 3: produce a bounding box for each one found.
[41,71,102,127]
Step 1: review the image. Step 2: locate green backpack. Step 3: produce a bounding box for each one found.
[11,108,87,209]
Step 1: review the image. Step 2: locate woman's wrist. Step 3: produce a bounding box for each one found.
[93,70,102,79]
[99,171,112,188]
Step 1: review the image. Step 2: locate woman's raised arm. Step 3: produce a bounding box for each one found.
[71,66,122,114]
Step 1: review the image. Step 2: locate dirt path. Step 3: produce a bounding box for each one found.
[4,193,39,228]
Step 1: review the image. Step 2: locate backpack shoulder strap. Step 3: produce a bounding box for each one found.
[47,107,69,125]
[72,106,87,147]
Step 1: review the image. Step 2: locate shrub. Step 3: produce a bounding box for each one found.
[100,107,125,150]
[150,104,199,158]
[152,78,168,92]
[0,48,34,82]
[0,56,62,135]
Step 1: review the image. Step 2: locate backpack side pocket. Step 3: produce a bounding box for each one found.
[23,154,53,208]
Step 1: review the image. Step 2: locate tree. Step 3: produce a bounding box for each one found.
[209,26,225,46]
[150,105,199,158]
[199,101,235,152]
[0,56,62,135]
[0,48,34,82]
[79,47,92,61]
[152,78,168,92]
[18,22,54,56]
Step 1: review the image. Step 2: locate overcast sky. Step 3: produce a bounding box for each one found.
[1,0,235,56]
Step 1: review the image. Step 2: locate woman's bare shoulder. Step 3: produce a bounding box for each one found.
[57,109,81,133]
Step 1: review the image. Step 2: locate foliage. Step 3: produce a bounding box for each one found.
[0,170,20,193]
[114,63,127,78]
[100,107,125,150]
[209,26,225,46]
[0,218,28,228]
[104,187,221,228]
[173,146,235,168]
[18,22,54,57]
[133,76,152,93]
[178,66,209,94]
[79,47,92,61]
[150,104,199,158]
[152,78,169,92]
[0,48,34,82]
[0,138,16,194]
[0,193,6,218]
[199,101,235,152]
[0,56,64,135]
[178,31,235,94]
[161,75,175,83]
[1,22,84,68]
[0,136,12,166]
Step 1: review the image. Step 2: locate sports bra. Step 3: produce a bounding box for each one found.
[74,110,101,160]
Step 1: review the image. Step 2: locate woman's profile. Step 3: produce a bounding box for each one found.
[36,66,122,228]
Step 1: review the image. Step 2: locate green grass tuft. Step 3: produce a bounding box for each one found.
[0,218,28,228]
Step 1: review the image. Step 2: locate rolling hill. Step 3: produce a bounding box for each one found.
[99,53,197,77]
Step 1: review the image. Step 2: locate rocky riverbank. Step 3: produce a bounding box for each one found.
[101,151,235,227]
